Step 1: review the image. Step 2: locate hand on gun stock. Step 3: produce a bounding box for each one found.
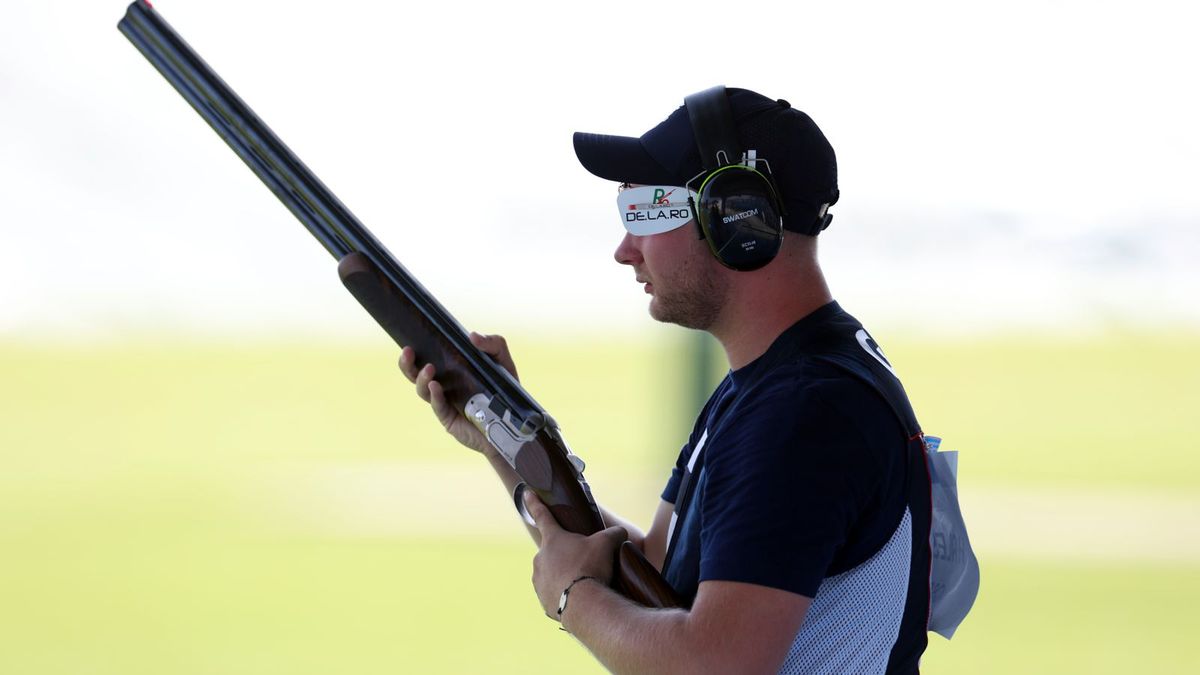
[523,489,629,622]
[398,332,518,460]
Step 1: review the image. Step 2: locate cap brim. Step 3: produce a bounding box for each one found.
[573,132,681,186]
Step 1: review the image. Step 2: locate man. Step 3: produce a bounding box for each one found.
[399,87,933,674]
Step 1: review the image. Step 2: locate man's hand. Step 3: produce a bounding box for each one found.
[397,332,518,458]
[524,490,628,620]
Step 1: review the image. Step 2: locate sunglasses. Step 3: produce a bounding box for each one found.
[616,184,696,236]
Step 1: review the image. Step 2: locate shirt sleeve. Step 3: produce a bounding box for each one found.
[697,380,888,598]
[661,446,687,504]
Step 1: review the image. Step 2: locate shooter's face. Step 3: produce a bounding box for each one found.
[613,222,729,331]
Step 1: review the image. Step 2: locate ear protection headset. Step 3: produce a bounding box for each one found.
[685,86,786,272]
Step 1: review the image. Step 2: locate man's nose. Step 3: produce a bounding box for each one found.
[613,231,641,266]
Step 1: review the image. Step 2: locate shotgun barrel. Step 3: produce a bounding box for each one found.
[117,0,682,609]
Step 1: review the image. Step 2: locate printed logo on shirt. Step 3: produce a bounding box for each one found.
[856,329,897,377]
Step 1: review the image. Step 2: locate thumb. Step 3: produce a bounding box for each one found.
[470,331,519,380]
[523,490,558,537]
[469,331,506,355]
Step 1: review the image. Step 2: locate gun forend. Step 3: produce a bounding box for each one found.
[338,253,681,607]
[337,253,600,531]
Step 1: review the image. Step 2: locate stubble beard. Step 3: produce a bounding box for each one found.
[647,254,728,331]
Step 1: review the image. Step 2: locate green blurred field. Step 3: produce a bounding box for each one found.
[2,333,1198,674]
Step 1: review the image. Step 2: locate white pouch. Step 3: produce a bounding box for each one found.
[924,436,980,639]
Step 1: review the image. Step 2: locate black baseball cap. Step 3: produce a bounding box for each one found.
[573,87,839,234]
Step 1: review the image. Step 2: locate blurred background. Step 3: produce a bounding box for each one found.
[2,0,1198,672]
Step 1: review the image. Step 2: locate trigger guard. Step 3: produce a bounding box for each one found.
[513,482,536,527]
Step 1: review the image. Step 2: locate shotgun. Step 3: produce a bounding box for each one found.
[117,0,681,609]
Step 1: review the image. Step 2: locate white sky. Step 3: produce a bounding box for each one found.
[1,0,1197,339]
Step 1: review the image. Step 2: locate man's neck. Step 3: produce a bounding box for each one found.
[710,270,833,371]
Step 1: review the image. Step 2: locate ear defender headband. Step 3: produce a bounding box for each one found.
[685,86,786,272]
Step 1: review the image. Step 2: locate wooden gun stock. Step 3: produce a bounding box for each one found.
[617,542,685,608]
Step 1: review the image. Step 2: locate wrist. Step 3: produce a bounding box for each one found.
[558,575,600,631]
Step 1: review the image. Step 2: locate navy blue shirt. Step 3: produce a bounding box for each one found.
[660,302,910,601]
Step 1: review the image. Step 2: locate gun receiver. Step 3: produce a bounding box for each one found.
[117,0,682,609]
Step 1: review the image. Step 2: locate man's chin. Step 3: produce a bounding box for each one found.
[647,297,672,324]
[649,297,707,330]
